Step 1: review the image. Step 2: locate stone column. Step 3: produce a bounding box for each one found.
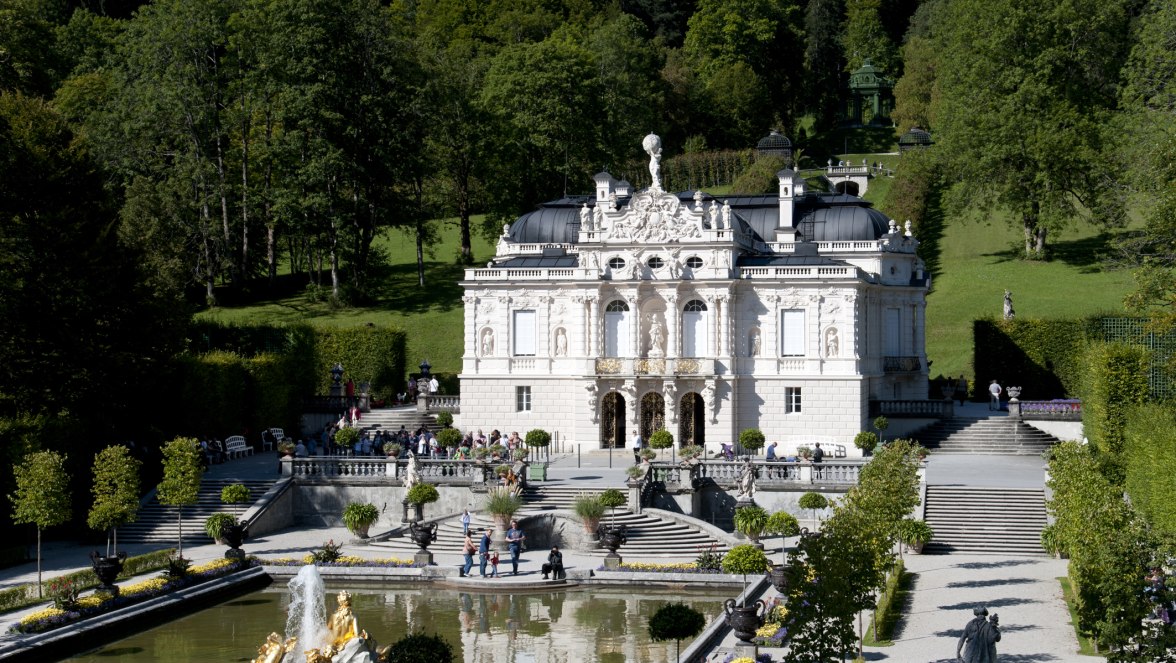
[666,294,679,358]
[630,294,641,358]
[716,294,731,358]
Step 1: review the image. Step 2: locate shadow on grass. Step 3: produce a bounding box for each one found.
[915,182,945,281]
[980,231,1118,274]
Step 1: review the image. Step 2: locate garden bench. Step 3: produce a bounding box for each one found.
[262,427,284,452]
[225,435,253,458]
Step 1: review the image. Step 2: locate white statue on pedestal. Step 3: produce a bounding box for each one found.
[643,133,663,191]
[647,316,666,358]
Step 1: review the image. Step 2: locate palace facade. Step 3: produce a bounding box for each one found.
[457,135,928,456]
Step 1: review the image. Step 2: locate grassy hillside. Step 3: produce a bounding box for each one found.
[198,175,1138,386]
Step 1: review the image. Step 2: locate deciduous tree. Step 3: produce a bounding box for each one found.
[9,450,71,597]
[157,437,204,557]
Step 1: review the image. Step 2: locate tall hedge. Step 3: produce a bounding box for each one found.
[1080,342,1149,456]
[1124,403,1176,537]
[972,317,1093,400]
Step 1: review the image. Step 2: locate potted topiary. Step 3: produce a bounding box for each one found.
[738,428,766,458]
[680,445,704,463]
[796,445,812,461]
[87,445,141,584]
[435,411,454,428]
[798,491,828,525]
[278,440,295,458]
[342,502,380,539]
[639,448,657,462]
[334,427,359,454]
[897,518,934,554]
[721,544,771,643]
[384,443,402,459]
[626,463,650,482]
[649,429,674,452]
[485,487,522,540]
[525,429,551,479]
[734,505,768,546]
[873,415,889,443]
[220,483,250,504]
[599,488,627,527]
[854,431,878,455]
[648,603,707,662]
[204,513,239,545]
[574,492,606,535]
[406,482,440,523]
[764,511,800,593]
[436,428,463,456]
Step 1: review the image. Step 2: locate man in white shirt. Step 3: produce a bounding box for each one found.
[631,433,643,464]
[988,380,1003,411]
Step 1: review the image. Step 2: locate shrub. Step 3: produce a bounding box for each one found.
[599,489,627,509]
[220,483,251,504]
[342,503,379,533]
[334,426,360,448]
[311,539,343,564]
[626,464,648,479]
[734,506,769,540]
[204,513,238,540]
[798,492,828,511]
[854,431,879,453]
[896,519,933,545]
[573,493,606,520]
[484,488,522,518]
[436,427,462,449]
[525,429,551,448]
[721,544,771,576]
[435,411,454,428]
[739,428,766,454]
[680,445,704,460]
[384,631,455,662]
[649,429,674,449]
[695,546,724,571]
[639,448,657,461]
[406,483,439,506]
[1124,403,1176,537]
[648,602,707,660]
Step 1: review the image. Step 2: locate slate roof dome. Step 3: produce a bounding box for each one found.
[508,197,590,244]
[898,127,933,152]
[794,195,891,242]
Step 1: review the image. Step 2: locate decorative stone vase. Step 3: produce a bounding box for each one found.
[905,540,925,555]
[767,564,791,594]
[409,522,438,551]
[349,525,371,540]
[598,525,627,554]
[223,522,248,560]
[583,517,601,537]
[90,550,128,597]
[724,598,766,643]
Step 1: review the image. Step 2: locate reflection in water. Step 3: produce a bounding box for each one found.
[69,584,727,663]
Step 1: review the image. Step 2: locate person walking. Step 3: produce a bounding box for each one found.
[478,528,492,577]
[506,520,526,576]
[631,433,643,464]
[954,375,968,406]
[988,380,1003,411]
[461,531,475,577]
[461,509,471,536]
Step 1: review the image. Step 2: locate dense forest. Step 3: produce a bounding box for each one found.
[0,0,1173,513]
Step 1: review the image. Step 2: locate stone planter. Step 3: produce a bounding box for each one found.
[724,598,766,643]
[90,551,128,597]
[223,523,248,560]
[409,521,438,566]
[348,525,371,540]
[904,541,925,555]
[767,564,791,594]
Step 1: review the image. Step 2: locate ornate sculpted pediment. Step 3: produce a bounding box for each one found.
[602,190,703,244]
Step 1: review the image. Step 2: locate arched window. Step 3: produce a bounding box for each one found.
[686,256,704,269]
[646,256,664,270]
[604,300,631,357]
[607,257,626,270]
[682,299,709,357]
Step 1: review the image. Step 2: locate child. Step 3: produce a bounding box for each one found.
[489,550,500,578]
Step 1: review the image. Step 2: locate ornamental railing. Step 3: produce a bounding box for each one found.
[869,399,952,419]
[1016,399,1082,421]
[282,457,493,485]
[668,459,866,488]
[882,356,922,372]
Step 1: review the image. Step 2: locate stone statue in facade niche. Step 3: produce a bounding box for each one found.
[481,329,495,357]
[825,328,839,357]
[586,383,598,420]
[580,204,593,231]
[702,382,717,422]
[554,328,568,356]
[647,317,666,358]
[749,330,761,357]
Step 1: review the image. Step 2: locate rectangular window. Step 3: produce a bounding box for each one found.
[781,310,805,356]
[516,386,532,412]
[513,310,536,356]
[785,387,802,414]
[884,308,901,356]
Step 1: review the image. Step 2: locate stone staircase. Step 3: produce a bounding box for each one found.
[922,485,1047,556]
[369,485,730,558]
[355,407,436,436]
[913,418,1060,455]
[120,479,276,545]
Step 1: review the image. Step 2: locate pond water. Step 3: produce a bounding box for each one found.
[67,582,729,662]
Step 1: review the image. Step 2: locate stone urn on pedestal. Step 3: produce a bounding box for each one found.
[222,521,248,560]
[90,550,127,597]
[598,523,628,570]
[408,521,438,566]
[724,598,767,643]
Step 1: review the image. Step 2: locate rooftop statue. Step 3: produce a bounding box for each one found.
[643,133,663,191]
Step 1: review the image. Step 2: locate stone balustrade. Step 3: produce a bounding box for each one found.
[417,394,460,414]
[648,458,866,488]
[282,457,493,485]
[869,399,952,418]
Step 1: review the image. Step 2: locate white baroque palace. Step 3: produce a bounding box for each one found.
[459,134,929,456]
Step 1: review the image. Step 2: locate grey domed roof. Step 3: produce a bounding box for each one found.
[756,129,792,152]
[898,127,934,152]
[508,197,594,244]
[794,195,890,242]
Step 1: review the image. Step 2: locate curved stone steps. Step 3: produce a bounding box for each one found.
[119,479,276,545]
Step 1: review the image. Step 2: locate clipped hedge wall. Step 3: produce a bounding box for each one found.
[168,323,405,437]
[1080,342,1149,456]
[972,318,1093,400]
[1124,403,1176,537]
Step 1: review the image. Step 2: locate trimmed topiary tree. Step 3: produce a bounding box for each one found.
[739,428,766,457]
[157,437,204,558]
[649,429,674,450]
[10,450,71,598]
[765,511,800,564]
[648,603,707,661]
[334,426,360,449]
[721,544,771,605]
[854,431,878,455]
[435,411,454,428]
[798,492,829,524]
[599,488,627,526]
[220,483,251,504]
[436,427,463,451]
[88,445,141,557]
[406,483,440,508]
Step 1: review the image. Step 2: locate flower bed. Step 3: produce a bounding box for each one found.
[13,558,256,634]
[260,555,422,568]
[753,601,789,646]
[1020,399,1082,415]
[595,561,721,574]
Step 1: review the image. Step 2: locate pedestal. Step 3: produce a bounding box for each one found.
[414,550,433,566]
[1008,398,1021,420]
[603,553,623,570]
